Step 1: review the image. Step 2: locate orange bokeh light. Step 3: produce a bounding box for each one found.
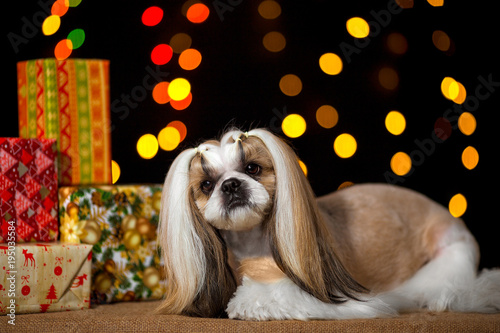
[167,120,187,142]
[152,82,170,104]
[170,92,192,110]
[186,3,210,23]
[54,39,73,60]
[179,48,202,70]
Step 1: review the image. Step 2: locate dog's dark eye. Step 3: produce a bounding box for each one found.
[200,180,214,194]
[245,163,261,175]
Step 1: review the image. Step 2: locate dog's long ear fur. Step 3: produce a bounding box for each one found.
[156,148,236,317]
[248,129,368,303]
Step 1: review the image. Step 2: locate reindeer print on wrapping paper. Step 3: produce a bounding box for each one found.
[22,249,35,267]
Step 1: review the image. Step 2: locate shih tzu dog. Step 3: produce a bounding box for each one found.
[156,128,500,320]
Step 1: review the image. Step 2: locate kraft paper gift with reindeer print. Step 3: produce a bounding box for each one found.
[0,138,59,242]
[0,242,92,314]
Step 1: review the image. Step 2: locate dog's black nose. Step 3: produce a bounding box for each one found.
[221,178,241,194]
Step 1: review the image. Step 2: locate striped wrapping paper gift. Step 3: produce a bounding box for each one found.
[17,58,112,186]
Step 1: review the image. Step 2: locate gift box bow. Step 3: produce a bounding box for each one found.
[0,242,92,314]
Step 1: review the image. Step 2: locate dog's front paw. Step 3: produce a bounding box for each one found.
[227,277,281,320]
[227,276,397,321]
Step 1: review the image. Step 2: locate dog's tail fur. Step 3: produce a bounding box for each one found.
[379,222,500,313]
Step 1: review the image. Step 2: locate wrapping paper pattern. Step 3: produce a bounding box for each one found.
[0,138,58,242]
[17,58,112,186]
[0,242,92,314]
[59,185,166,304]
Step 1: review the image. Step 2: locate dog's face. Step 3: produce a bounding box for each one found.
[188,135,276,231]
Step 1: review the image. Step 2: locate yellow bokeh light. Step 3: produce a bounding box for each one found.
[319,53,343,75]
[111,160,121,184]
[137,134,159,159]
[458,112,476,136]
[316,105,338,129]
[346,17,370,38]
[168,78,191,101]
[158,126,181,151]
[385,111,406,135]
[263,31,286,52]
[378,67,399,90]
[282,114,306,138]
[334,133,357,158]
[449,193,467,218]
[390,152,412,176]
[258,0,281,19]
[42,15,61,36]
[279,74,302,96]
[298,160,308,176]
[462,146,479,170]
[441,77,461,100]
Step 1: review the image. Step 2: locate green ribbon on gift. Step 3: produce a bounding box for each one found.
[26,60,37,137]
[43,59,60,140]
[74,60,92,184]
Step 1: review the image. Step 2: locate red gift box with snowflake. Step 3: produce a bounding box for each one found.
[0,242,92,314]
[0,138,59,242]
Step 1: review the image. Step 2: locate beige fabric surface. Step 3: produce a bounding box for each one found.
[2,300,500,332]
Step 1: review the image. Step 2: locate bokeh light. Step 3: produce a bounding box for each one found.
[427,0,444,7]
[51,0,69,16]
[167,120,187,142]
[334,133,357,158]
[346,17,370,38]
[142,6,164,26]
[168,78,191,101]
[279,74,302,96]
[449,193,467,218]
[385,111,406,135]
[55,39,73,60]
[170,93,192,110]
[338,181,354,190]
[67,28,85,49]
[137,134,159,159]
[319,53,343,75]
[68,0,82,7]
[462,146,479,170]
[432,30,451,52]
[316,105,339,129]
[458,112,476,136]
[152,82,170,104]
[258,0,281,19]
[386,32,408,55]
[42,15,61,36]
[298,160,308,176]
[441,77,465,101]
[111,160,121,184]
[390,152,412,176]
[262,31,286,52]
[170,33,192,54]
[378,67,399,90]
[282,114,306,138]
[186,3,210,23]
[158,126,181,151]
[151,44,173,65]
[179,48,202,70]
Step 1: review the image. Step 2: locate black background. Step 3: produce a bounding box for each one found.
[4,1,497,268]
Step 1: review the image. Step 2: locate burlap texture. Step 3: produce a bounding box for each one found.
[2,300,499,332]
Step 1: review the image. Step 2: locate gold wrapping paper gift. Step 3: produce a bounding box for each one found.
[0,242,92,314]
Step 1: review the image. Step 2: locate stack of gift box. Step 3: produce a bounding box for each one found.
[1,59,166,315]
